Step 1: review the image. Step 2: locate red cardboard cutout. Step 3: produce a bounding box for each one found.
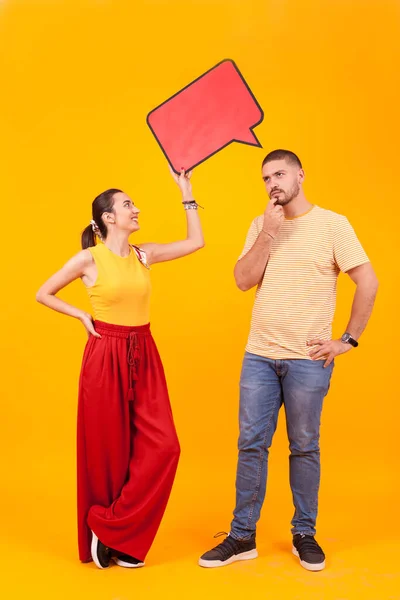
[147,59,264,173]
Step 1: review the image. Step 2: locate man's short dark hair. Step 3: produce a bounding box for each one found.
[262,149,302,169]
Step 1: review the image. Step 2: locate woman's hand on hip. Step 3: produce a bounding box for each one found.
[79,312,102,339]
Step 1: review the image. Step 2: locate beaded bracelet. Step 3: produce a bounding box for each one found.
[182,200,204,210]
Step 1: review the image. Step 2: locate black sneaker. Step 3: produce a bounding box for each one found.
[199,532,257,568]
[91,531,112,569]
[112,553,145,569]
[292,534,326,571]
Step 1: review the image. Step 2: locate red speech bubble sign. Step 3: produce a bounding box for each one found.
[147,59,264,173]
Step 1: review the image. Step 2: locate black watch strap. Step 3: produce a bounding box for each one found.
[341,332,359,347]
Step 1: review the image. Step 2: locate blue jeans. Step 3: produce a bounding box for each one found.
[230,352,334,540]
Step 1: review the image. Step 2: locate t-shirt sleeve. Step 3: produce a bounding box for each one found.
[238,218,260,261]
[333,216,369,273]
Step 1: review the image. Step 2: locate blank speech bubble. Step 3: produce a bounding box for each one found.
[147,59,264,173]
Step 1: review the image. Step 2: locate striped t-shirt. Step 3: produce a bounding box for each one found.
[238,205,369,360]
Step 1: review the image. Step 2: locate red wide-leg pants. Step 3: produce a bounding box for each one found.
[77,321,180,563]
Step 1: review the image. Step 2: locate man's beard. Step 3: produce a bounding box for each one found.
[271,182,300,206]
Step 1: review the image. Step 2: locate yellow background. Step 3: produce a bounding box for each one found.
[1,1,399,598]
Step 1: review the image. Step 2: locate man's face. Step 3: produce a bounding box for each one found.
[262,159,304,205]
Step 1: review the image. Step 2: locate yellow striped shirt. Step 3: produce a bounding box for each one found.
[239,205,369,360]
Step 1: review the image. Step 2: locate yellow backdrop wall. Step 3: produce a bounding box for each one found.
[0,1,398,598]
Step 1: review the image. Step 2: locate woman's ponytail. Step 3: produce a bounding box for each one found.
[81,224,96,249]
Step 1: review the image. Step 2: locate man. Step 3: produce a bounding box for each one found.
[199,150,378,571]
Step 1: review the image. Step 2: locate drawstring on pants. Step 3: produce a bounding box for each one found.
[93,321,150,403]
[127,332,140,401]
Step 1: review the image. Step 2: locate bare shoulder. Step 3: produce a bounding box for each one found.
[62,248,95,278]
[136,242,153,252]
[71,248,95,267]
[36,248,96,297]
[134,242,154,262]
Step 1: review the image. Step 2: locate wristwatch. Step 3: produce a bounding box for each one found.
[341,332,359,347]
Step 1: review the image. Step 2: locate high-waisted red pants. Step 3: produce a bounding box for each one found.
[77,321,180,563]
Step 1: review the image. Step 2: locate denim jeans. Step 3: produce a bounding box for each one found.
[230,352,334,540]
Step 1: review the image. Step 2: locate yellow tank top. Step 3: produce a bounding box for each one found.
[86,243,151,326]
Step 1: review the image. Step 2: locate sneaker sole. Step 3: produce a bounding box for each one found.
[90,531,110,570]
[292,547,325,571]
[112,557,145,569]
[198,549,258,568]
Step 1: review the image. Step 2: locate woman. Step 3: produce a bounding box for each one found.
[36,168,204,569]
